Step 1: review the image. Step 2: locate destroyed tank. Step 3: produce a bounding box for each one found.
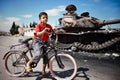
[54,13,120,52]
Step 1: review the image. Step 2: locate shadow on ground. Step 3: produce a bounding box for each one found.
[19,67,90,80]
[75,67,90,80]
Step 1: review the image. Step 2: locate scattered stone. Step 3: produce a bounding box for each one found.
[112,53,119,57]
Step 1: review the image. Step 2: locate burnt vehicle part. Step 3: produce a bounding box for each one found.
[54,14,120,52]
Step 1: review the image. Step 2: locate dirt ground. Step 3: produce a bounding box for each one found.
[0,36,120,80]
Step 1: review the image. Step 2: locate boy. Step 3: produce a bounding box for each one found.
[25,12,53,77]
[61,4,79,27]
[65,4,77,15]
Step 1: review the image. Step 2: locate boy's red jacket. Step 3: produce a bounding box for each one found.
[34,23,53,41]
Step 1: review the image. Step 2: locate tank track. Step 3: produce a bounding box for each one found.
[57,36,120,52]
[74,37,120,50]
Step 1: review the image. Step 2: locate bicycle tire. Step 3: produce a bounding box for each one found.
[4,51,27,77]
[49,53,77,80]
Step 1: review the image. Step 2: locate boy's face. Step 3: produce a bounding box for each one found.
[40,15,48,24]
[68,10,75,14]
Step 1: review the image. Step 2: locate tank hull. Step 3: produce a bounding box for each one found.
[55,28,120,52]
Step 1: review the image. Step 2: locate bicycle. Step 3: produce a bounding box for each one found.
[3,34,78,80]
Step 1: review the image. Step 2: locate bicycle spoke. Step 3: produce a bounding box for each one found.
[53,57,74,77]
[9,53,14,62]
[49,53,77,80]
[4,51,26,76]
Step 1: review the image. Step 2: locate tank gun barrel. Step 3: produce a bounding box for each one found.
[99,19,120,26]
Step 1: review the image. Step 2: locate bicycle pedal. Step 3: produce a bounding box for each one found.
[31,63,37,68]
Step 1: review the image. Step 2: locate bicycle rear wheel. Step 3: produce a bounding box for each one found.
[49,53,77,80]
[4,51,27,77]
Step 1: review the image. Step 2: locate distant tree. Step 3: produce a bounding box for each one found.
[30,22,32,28]
[23,24,25,28]
[10,22,19,35]
[29,22,37,28]
[26,24,28,28]
[33,21,37,28]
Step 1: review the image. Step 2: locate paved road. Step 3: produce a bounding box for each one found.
[0,36,120,80]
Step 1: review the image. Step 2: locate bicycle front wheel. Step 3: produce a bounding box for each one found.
[49,53,77,80]
[4,51,27,77]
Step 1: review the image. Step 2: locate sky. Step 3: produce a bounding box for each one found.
[0,0,120,32]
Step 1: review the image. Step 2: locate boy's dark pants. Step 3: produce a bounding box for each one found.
[32,39,48,65]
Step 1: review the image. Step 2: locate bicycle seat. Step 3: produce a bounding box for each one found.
[19,38,33,43]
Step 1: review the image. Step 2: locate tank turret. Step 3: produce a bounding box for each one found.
[75,17,120,29]
[61,11,120,29]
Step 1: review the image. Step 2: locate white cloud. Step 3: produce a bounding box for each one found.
[45,5,65,16]
[22,14,32,18]
[0,17,21,32]
[6,17,20,22]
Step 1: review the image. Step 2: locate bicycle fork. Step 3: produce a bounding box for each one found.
[54,50,64,69]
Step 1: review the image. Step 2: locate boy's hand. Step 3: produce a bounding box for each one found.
[44,28,50,32]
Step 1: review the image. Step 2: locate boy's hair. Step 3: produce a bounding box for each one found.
[65,4,77,11]
[39,12,48,18]
[81,12,90,17]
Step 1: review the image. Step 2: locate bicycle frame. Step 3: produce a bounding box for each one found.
[3,35,65,69]
[42,42,65,69]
